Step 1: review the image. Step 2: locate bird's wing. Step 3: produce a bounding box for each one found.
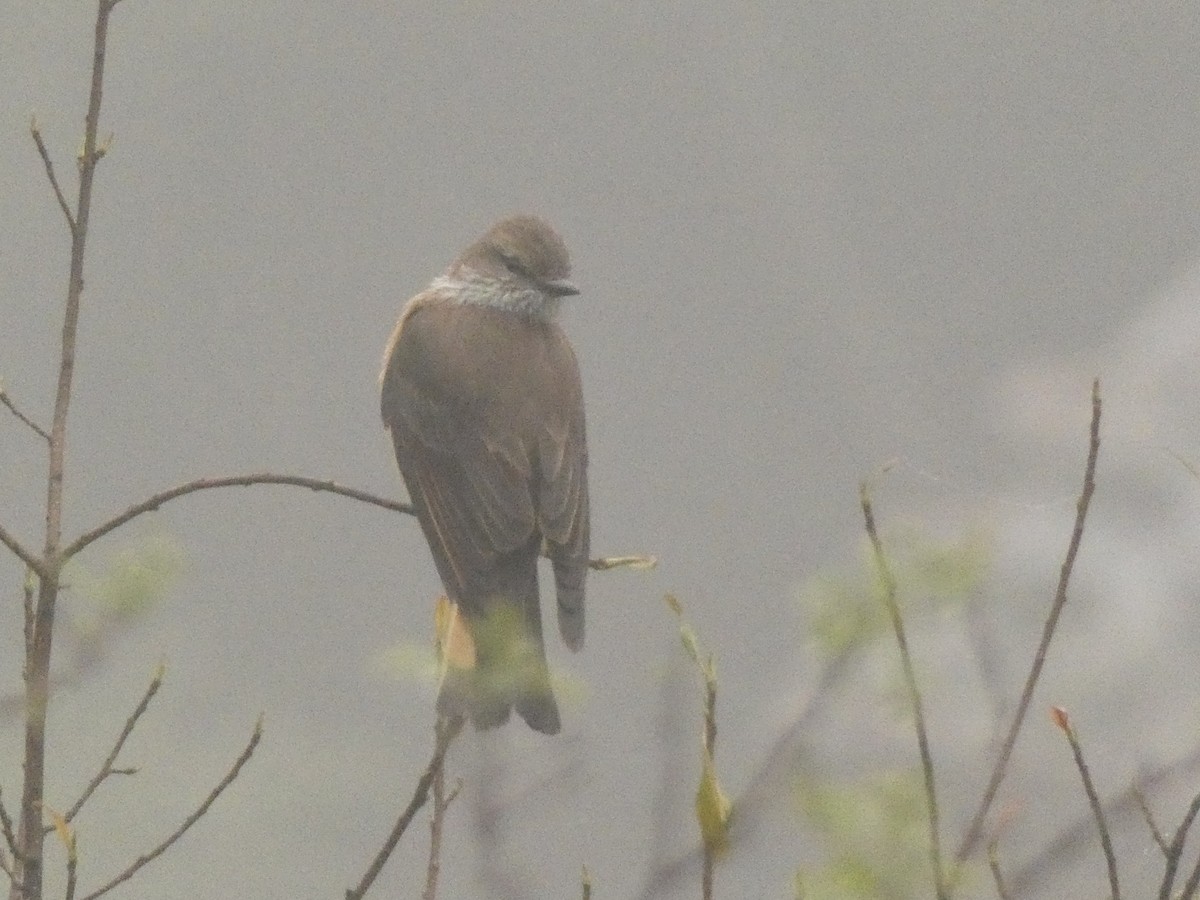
[381,300,539,607]
[535,337,589,555]
[534,332,590,649]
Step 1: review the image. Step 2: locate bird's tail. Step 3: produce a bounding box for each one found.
[435,555,561,734]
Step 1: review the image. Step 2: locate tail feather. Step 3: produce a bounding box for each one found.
[553,559,586,651]
[436,638,560,734]
[437,545,562,734]
[514,670,561,734]
[436,666,511,729]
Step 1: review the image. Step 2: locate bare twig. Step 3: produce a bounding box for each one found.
[346,715,463,900]
[1158,790,1200,900]
[986,839,1011,900]
[1006,746,1200,894]
[0,388,50,443]
[422,759,446,900]
[1134,786,1169,857]
[29,119,77,236]
[55,668,163,829]
[1051,707,1118,898]
[0,850,14,889]
[61,474,413,560]
[949,379,1101,889]
[421,720,462,900]
[861,483,946,899]
[64,835,77,900]
[0,792,21,864]
[16,0,126,892]
[1179,847,1200,900]
[77,717,261,900]
[61,475,636,569]
[0,523,43,579]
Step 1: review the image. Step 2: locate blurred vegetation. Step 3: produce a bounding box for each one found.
[64,533,182,641]
[791,523,992,899]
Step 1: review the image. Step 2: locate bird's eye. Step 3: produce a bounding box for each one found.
[501,254,525,276]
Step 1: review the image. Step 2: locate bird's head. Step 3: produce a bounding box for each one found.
[438,215,579,318]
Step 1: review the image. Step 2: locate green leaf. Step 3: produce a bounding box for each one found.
[695,746,732,856]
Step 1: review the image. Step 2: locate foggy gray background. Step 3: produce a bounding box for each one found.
[3,2,1200,897]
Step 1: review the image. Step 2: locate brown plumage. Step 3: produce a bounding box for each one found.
[380,216,589,734]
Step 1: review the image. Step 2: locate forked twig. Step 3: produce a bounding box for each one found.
[53,668,163,830]
[17,0,126,888]
[1133,786,1169,857]
[1158,789,1200,900]
[421,732,462,900]
[346,714,463,900]
[949,379,1101,889]
[1003,744,1200,893]
[77,717,262,900]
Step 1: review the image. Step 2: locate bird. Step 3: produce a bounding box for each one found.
[380,215,590,734]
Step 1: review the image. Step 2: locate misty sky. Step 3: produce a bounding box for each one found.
[3,3,1200,898]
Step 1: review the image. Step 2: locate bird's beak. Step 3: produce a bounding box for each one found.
[543,278,580,297]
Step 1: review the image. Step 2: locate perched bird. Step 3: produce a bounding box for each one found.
[380,215,590,734]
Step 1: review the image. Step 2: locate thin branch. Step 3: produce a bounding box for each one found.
[78,717,262,900]
[0,524,44,580]
[62,474,414,560]
[28,118,77,236]
[421,731,461,900]
[1180,847,1200,900]
[0,849,14,889]
[1134,786,1169,857]
[64,835,78,900]
[18,0,125,891]
[861,483,946,899]
[1007,746,1200,894]
[1159,790,1200,900]
[1051,708,1118,898]
[949,379,1101,888]
[986,839,1011,900]
[0,388,50,443]
[60,474,635,569]
[346,714,462,900]
[0,792,21,864]
[55,668,163,829]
